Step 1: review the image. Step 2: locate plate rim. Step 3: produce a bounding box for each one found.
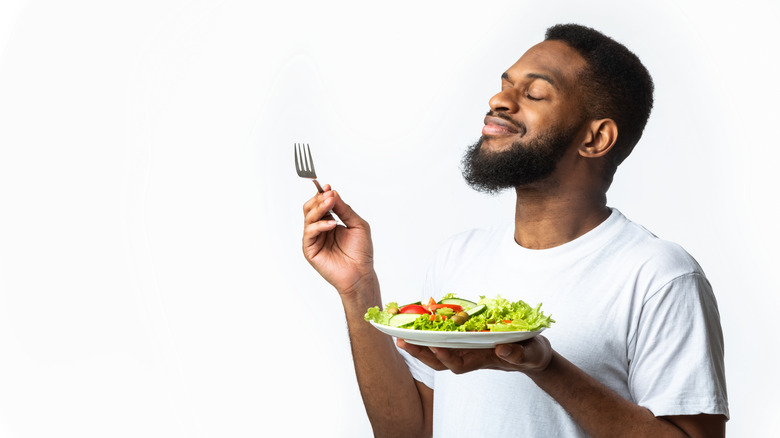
[368,321,545,348]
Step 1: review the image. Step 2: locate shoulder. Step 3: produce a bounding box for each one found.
[612,212,705,278]
[606,212,711,304]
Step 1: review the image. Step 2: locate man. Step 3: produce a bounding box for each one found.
[301,24,728,437]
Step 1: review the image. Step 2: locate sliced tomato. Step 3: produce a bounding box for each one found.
[399,304,429,314]
[403,298,464,315]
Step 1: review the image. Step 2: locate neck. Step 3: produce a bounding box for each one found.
[513,185,610,249]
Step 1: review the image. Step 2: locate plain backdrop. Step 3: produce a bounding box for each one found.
[1,0,778,436]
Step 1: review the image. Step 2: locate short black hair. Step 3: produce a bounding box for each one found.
[545,24,654,173]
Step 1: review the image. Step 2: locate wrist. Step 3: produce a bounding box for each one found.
[339,272,381,315]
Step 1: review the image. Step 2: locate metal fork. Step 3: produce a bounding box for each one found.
[294,143,343,225]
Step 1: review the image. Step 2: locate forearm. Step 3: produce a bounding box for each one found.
[300,188,428,435]
[525,351,689,438]
[340,275,430,438]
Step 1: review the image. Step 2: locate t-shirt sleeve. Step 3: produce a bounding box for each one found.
[628,272,729,418]
[397,344,435,389]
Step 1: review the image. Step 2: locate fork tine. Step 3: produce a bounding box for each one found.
[305,143,316,176]
[300,143,307,172]
[294,143,301,173]
[295,143,308,174]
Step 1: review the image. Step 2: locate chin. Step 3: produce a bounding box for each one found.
[479,135,517,152]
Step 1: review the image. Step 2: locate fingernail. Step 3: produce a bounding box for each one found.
[497,346,510,358]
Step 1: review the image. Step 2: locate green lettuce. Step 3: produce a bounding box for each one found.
[365,295,554,332]
[364,306,394,325]
[479,295,554,332]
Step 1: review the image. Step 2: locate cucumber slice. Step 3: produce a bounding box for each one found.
[439,298,478,310]
[388,313,420,328]
[465,304,486,317]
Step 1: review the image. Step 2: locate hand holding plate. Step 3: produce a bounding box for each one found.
[397,335,553,374]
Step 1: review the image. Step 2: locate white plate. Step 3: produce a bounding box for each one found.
[369,321,545,349]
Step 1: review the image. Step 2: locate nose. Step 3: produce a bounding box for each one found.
[488,87,519,113]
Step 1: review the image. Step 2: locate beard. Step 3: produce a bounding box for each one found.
[461,123,579,194]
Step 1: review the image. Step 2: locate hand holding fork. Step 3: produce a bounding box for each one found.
[294,143,344,227]
[297,143,378,295]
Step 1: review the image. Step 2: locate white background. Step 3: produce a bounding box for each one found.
[0,0,777,436]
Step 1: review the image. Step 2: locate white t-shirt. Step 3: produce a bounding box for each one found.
[399,209,728,437]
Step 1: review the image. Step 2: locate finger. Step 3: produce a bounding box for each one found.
[396,339,448,371]
[302,189,329,217]
[430,347,496,374]
[303,190,337,225]
[495,336,552,371]
[303,220,338,250]
[302,182,335,215]
[495,343,526,364]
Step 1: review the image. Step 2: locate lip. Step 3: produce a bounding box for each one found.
[482,115,521,136]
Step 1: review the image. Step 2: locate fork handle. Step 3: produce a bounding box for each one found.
[312,179,344,226]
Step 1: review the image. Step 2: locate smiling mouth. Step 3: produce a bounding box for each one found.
[482,114,525,137]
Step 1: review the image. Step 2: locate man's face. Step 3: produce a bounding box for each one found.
[462,40,588,193]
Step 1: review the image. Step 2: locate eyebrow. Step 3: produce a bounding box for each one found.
[502,72,558,89]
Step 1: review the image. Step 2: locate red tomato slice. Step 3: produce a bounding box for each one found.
[399,304,429,314]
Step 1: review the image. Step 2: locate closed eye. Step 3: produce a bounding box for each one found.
[526,94,543,101]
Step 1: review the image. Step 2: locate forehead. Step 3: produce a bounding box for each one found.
[504,40,587,90]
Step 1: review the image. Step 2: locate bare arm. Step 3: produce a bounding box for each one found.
[398,338,725,437]
[302,187,432,438]
[525,349,725,437]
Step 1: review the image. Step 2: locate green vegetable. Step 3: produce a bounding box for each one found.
[364,294,554,332]
[364,306,394,326]
[439,298,478,310]
[465,304,486,317]
[388,313,419,328]
[435,307,455,316]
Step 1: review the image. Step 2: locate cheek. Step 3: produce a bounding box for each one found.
[522,111,548,135]
[524,104,582,136]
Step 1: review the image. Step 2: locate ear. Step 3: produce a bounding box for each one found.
[578,119,618,158]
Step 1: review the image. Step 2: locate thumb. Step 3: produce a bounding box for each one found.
[495,343,527,364]
[330,190,368,229]
[495,336,552,371]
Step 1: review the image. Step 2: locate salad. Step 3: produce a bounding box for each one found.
[364,294,554,332]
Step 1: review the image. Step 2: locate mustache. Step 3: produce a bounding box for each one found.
[485,111,526,135]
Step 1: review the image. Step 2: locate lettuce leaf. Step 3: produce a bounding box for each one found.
[364,306,393,325]
[479,296,554,331]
